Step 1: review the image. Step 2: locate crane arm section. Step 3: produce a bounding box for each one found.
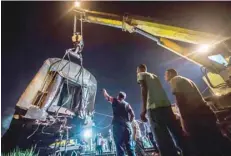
[74,8,230,71]
[74,9,228,45]
[73,8,231,106]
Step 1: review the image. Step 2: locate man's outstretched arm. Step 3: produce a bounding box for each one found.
[102,89,113,104]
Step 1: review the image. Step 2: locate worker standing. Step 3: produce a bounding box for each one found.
[107,129,114,153]
[137,64,187,156]
[102,89,136,156]
[165,68,231,156]
[95,133,103,155]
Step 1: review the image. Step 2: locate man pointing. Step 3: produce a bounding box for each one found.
[102,89,136,156]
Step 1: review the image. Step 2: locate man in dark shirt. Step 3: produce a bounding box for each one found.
[102,89,136,156]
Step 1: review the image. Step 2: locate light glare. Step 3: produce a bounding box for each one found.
[83,129,92,138]
[74,1,80,8]
[197,44,209,53]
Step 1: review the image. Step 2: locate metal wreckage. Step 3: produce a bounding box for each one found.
[2,1,231,156]
[2,58,97,153]
[2,10,97,155]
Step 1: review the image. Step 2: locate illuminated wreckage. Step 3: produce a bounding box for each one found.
[2,34,97,153]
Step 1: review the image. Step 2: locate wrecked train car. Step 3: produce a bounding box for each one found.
[2,58,97,152]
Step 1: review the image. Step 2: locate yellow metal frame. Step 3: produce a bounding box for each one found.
[76,9,228,44]
[74,8,231,96]
[74,9,229,69]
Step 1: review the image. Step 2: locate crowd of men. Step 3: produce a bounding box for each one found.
[94,119,158,155]
[101,64,231,156]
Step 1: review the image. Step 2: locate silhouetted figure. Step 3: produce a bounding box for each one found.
[102,89,136,156]
[165,68,231,156]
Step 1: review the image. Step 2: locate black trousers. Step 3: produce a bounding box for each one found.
[96,145,103,155]
[108,141,113,152]
[113,123,136,156]
[148,106,187,156]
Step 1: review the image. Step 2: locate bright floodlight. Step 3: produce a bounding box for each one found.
[83,129,92,138]
[74,1,81,8]
[197,44,209,53]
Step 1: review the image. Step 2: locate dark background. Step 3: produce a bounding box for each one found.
[2,1,231,135]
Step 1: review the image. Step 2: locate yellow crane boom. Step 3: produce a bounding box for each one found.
[73,8,231,99]
[75,9,228,44]
[74,8,230,71]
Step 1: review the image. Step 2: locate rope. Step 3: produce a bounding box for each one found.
[55,51,72,117]
[201,86,209,95]
[42,123,54,135]
[95,112,113,118]
[94,124,112,130]
[97,116,107,126]
[93,111,146,131]
[92,112,112,129]
[27,123,41,139]
[81,13,83,39]
[94,111,143,123]
[66,52,71,95]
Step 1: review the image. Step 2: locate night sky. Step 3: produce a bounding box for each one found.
[2,1,231,134]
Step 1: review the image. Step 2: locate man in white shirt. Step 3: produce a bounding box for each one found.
[107,129,114,152]
[137,64,187,156]
[95,133,103,155]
